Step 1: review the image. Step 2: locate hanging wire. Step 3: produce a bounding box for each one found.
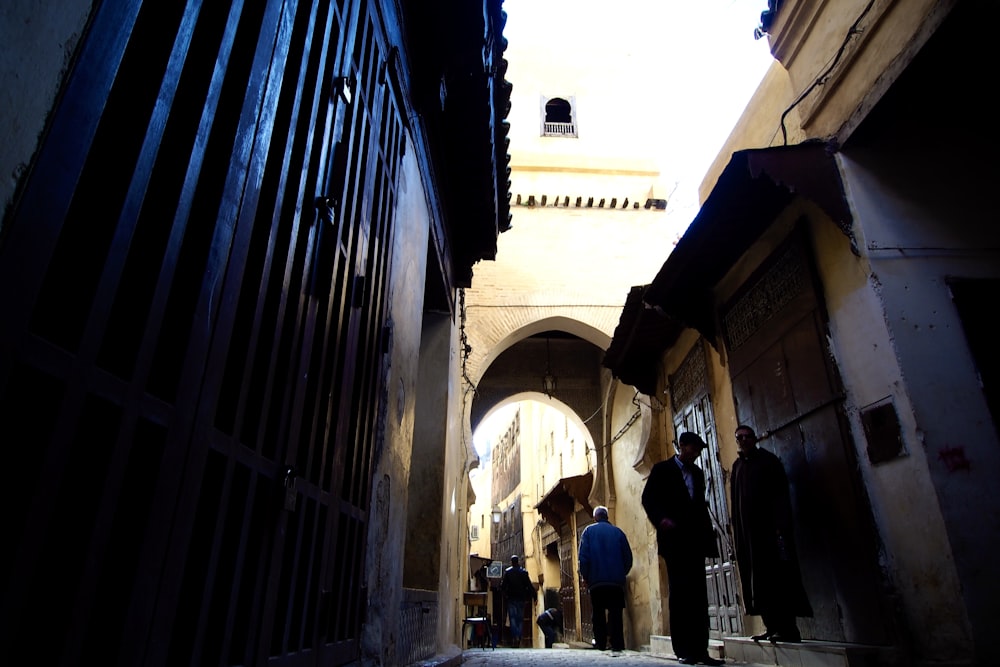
[777,0,877,145]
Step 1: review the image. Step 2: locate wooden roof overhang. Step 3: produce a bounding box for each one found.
[396,0,512,311]
[603,142,853,395]
[535,472,593,530]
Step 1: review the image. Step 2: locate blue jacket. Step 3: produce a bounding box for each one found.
[578,517,633,590]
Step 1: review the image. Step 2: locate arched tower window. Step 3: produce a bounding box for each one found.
[541,96,577,137]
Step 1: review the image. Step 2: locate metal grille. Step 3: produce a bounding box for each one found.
[670,342,708,412]
[0,0,403,664]
[397,589,439,665]
[723,243,807,351]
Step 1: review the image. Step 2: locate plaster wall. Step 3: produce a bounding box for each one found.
[605,381,659,649]
[362,145,435,662]
[0,0,93,226]
[406,314,453,590]
[526,402,591,509]
[835,152,1000,660]
[442,328,470,655]
[765,0,950,144]
[701,0,952,203]
[463,203,676,384]
[502,0,681,169]
[468,461,494,562]
[806,203,970,659]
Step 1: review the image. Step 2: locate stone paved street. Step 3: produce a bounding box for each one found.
[452,647,759,667]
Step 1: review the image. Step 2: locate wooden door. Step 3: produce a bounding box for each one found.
[670,345,742,638]
[724,234,892,645]
[558,527,579,642]
[575,509,596,645]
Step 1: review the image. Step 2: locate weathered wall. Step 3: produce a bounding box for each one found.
[362,143,431,664]
[834,137,1000,660]
[605,379,658,650]
[0,0,93,225]
[439,319,466,655]
[700,0,953,203]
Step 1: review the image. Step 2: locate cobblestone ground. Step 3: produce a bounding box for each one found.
[456,648,755,666]
[458,647,673,666]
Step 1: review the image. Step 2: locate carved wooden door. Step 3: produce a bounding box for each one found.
[724,233,892,644]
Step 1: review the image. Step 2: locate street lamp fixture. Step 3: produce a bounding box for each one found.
[491,505,502,525]
[542,336,556,398]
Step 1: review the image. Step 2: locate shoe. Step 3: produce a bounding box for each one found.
[769,632,801,643]
[750,631,771,642]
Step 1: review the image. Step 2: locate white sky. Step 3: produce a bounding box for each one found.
[501,0,775,223]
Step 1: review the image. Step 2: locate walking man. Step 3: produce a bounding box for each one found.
[641,431,723,666]
[731,424,812,642]
[500,555,534,647]
[578,505,633,654]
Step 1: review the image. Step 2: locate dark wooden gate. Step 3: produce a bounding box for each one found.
[0,0,404,665]
[723,231,892,644]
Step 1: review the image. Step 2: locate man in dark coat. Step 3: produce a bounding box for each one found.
[731,424,812,643]
[641,431,723,666]
[500,555,534,647]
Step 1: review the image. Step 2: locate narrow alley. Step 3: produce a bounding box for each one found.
[2,2,997,666]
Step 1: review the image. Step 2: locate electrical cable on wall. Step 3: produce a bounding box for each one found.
[777,0,877,145]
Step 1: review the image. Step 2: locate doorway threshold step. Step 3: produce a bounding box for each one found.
[722,637,895,667]
[649,636,725,660]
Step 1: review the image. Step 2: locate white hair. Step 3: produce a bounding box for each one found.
[593,505,609,519]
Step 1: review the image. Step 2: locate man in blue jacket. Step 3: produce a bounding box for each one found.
[578,505,633,654]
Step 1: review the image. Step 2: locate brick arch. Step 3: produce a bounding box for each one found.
[465,314,614,463]
[463,309,619,387]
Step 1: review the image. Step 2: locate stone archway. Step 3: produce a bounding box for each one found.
[466,320,609,457]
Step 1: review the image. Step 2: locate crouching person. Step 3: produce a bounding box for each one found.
[536,606,563,648]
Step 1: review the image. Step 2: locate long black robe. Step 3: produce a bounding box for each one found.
[731,446,812,617]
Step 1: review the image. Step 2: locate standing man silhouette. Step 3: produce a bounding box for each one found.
[641,431,723,666]
[731,424,812,642]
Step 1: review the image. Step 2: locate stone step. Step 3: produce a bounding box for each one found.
[650,634,895,667]
[649,636,726,660]
[723,637,895,667]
